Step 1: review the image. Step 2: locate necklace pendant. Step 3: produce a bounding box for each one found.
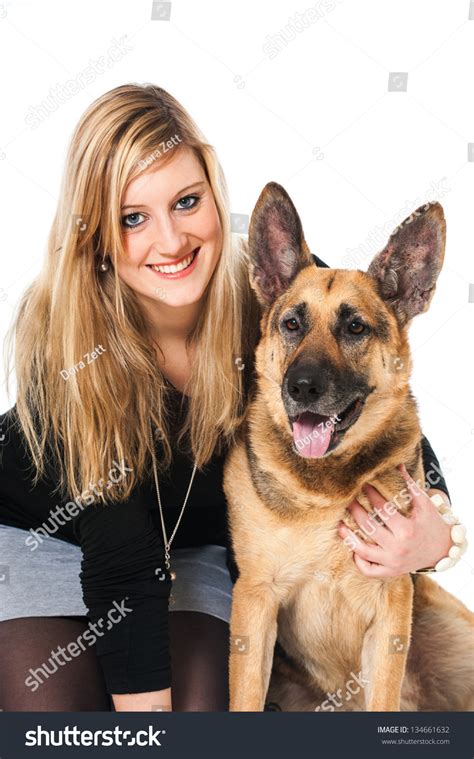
[152,447,198,604]
[164,547,176,580]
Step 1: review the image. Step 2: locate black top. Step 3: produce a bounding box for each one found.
[0,253,450,695]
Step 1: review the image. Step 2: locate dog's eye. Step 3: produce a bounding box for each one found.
[348,320,367,335]
[284,318,299,331]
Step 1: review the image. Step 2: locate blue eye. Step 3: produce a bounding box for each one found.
[121,194,200,228]
[121,212,145,229]
[175,194,200,211]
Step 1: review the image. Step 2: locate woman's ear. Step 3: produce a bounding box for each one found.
[248,181,314,309]
[367,202,446,325]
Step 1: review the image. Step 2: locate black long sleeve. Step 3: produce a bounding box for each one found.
[72,487,173,694]
[419,436,449,499]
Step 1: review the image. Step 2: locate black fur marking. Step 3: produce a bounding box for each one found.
[326,272,336,292]
[244,425,301,516]
[374,310,391,343]
[270,303,283,336]
[332,302,387,343]
[336,302,358,323]
[286,302,310,332]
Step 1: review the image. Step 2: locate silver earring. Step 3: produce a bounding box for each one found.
[99,258,109,272]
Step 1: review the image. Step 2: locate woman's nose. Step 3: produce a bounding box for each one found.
[149,215,188,258]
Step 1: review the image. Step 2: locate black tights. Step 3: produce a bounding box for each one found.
[0,611,230,711]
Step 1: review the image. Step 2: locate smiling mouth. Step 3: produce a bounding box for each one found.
[288,397,365,458]
[146,247,200,274]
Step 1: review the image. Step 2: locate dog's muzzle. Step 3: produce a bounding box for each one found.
[288,400,365,458]
[284,362,369,458]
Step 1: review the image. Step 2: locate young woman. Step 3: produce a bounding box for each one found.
[0,84,456,712]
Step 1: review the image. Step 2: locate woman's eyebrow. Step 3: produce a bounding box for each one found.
[121,180,206,210]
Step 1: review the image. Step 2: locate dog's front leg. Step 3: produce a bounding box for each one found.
[362,575,414,711]
[229,578,279,711]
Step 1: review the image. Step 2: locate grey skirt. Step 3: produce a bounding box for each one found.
[0,524,234,623]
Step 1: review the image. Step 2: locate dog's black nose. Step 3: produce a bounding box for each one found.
[286,364,328,404]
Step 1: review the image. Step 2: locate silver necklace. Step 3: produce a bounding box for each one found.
[151,446,197,582]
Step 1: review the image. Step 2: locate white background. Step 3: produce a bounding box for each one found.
[0,0,473,608]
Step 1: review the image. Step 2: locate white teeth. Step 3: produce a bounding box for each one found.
[149,250,196,274]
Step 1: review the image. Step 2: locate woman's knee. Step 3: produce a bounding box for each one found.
[169,611,229,711]
[0,616,111,711]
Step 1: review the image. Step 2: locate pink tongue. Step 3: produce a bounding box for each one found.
[292,412,334,458]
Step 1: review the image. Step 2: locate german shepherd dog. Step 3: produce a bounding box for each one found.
[224,182,474,712]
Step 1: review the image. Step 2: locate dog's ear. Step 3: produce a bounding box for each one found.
[367,202,446,325]
[248,181,314,308]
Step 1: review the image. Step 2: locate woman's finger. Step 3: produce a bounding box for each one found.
[352,552,397,578]
[345,497,393,549]
[359,483,409,536]
[397,463,425,498]
[338,523,386,563]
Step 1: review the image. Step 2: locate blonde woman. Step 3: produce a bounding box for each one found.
[0,84,455,712]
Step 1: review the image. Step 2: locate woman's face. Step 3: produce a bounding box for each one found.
[117,146,223,310]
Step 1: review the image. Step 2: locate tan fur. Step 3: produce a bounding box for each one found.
[224,263,474,712]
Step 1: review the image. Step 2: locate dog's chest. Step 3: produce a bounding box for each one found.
[225,441,379,593]
[273,528,384,689]
[230,490,376,611]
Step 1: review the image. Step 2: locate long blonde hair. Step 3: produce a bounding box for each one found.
[4,83,260,503]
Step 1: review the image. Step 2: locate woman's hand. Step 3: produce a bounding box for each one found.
[337,464,453,577]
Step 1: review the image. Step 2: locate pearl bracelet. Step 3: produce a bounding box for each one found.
[414,493,468,573]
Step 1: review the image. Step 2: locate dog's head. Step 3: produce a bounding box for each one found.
[248,182,446,459]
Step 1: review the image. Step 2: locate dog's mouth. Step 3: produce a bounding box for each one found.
[289,398,365,458]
